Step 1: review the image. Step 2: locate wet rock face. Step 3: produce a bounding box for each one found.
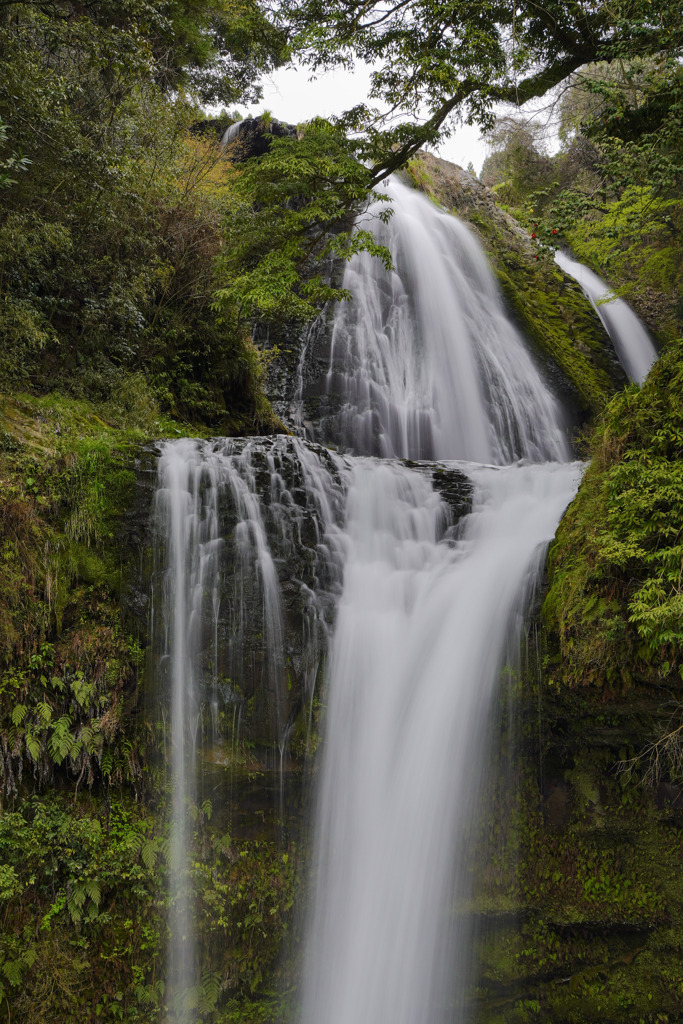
[222,117,297,161]
[470,678,683,1024]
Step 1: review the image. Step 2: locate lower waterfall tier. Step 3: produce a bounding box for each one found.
[299,459,582,1024]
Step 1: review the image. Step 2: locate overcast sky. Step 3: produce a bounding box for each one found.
[233,62,491,173]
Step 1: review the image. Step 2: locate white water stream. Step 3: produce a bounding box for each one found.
[299,460,581,1024]
[156,179,589,1022]
[554,249,658,384]
[299,183,581,1024]
[154,437,348,1022]
[327,177,568,463]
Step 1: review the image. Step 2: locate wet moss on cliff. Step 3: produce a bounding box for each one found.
[466,333,683,1022]
[0,393,299,1022]
[543,335,683,696]
[0,392,164,797]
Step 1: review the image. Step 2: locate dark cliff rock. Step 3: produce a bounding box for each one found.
[223,116,298,161]
[470,676,683,1024]
[128,438,472,754]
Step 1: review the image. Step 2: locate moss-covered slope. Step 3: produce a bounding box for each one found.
[472,679,683,1024]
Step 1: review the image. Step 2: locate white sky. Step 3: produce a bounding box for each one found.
[233,63,491,173]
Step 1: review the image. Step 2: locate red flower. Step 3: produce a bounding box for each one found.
[535,254,539,260]
[531,232,537,238]
[552,228,557,235]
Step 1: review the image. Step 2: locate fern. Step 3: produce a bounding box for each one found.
[197,972,221,1013]
[141,839,158,870]
[84,879,101,908]
[48,714,75,763]
[2,958,23,987]
[11,704,26,727]
[35,700,52,725]
[25,730,41,762]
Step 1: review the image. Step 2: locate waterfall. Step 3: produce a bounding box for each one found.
[555,249,658,384]
[299,460,581,1024]
[298,182,581,1024]
[154,436,349,1022]
[325,176,569,463]
[154,177,584,1022]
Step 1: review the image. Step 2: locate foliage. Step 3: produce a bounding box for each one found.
[480,54,682,340]
[281,0,683,182]
[0,790,296,1022]
[480,117,554,208]
[0,118,31,190]
[215,119,392,322]
[544,334,683,691]
[0,393,300,1020]
[566,189,683,343]
[0,4,285,430]
[0,793,164,1021]
[0,395,166,798]
[0,0,287,106]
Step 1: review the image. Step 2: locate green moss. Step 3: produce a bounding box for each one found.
[471,682,683,1024]
[494,258,620,414]
[543,335,683,693]
[567,189,683,346]
[0,392,168,794]
[463,208,623,415]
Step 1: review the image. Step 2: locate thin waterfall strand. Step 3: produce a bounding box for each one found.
[155,437,350,1019]
[555,250,657,383]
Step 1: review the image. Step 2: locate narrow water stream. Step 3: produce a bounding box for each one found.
[554,249,658,383]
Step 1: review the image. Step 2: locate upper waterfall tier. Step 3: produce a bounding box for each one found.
[320,177,569,464]
[554,250,658,384]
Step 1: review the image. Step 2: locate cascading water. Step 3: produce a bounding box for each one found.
[298,181,581,1024]
[299,460,581,1024]
[155,176,584,1023]
[323,176,568,463]
[555,249,658,384]
[153,436,349,1021]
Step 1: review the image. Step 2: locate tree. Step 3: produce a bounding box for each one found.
[0,2,289,425]
[280,0,683,184]
[0,0,288,105]
[480,115,554,206]
[215,118,392,322]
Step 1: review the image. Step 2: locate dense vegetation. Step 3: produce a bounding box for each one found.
[0,0,682,1020]
[481,53,682,340]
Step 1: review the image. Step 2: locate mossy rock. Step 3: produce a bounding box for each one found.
[468,672,683,1024]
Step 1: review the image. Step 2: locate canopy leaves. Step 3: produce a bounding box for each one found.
[279,0,683,183]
